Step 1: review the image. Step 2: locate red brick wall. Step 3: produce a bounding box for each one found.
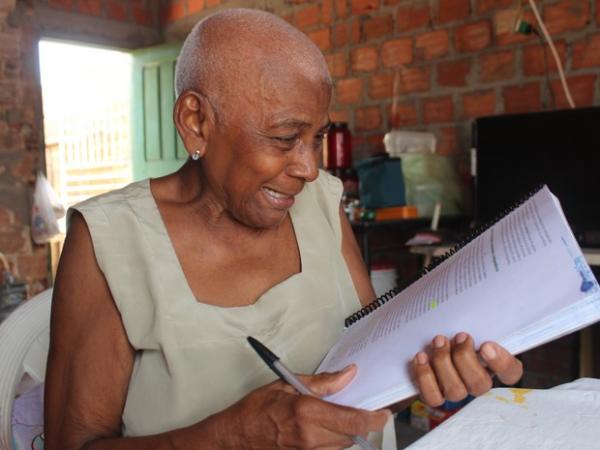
[0,1,50,296]
[46,0,159,27]
[162,0,600,161]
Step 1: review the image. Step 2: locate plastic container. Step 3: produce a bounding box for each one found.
[370,262,397,297]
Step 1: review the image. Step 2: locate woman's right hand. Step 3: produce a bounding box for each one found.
[209,365,391,450]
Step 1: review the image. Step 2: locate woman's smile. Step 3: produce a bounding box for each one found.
[261,185,296,209]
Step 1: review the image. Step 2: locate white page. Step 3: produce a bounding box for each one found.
[317,187,600,410]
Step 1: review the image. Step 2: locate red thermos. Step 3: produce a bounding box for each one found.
[325,122,352,169]
[324,122,358,202]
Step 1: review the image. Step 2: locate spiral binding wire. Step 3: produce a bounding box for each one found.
[344,185,545,328]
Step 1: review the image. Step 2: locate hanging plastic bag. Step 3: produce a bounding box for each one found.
[31,172,65,244]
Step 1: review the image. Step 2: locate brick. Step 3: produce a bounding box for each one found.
[543,0,590,36]
[322,0,334,24]
[350,19,361,44]
[17,252,49,281]
[476,0,514,14]
[597,0,600,25]
[397,1,431,32]
[329,109,350,123]
[354,134,386,155]
[0,33,20,59]
[388,101,418,128]
[333,23,349,47]
[572,35,600,69]
[423,96,454,124]
[415,30,449,60]
[455,21,492,53]
[296,5,320,30]
[364,14,393,40]
[12,152,37,183]
[188,0,205,14]
[550,75,597,108]
[437,127,460,156]
[355,106,382,131]
[369,73,394,99]
[503,83,541,114]
[0,209,16,227]
[351,46,377,72]
[351,0,379,15]
[479,50,515,82]
[133,4,153,26]
[523,41,567,75]
[381,38,413,68]
[307,28,331,51]
[107,0,127,21]
[326,52,347,78]
[0,227,27,254]
[398,66,431,93]
[77,0,102,16]
[437,0,470,24]
[335,78,363,104]
[462,90,496,119]
[162,1,185,24]
[335,0,348,18]
[494,10,536,46]
[438,59,472,87]
[48,0,72,10]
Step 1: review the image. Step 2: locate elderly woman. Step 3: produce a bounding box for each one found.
[44,8,522,450]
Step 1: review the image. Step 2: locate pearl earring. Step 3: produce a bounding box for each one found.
[191,150,201,161]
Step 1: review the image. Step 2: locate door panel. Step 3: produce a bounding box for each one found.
[132,43,185,180]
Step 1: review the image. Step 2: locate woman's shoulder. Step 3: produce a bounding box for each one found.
[72,179,150,212]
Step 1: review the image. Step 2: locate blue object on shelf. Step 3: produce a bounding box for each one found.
[356,153,406,209]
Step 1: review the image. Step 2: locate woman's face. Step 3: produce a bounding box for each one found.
[202,69,332,229]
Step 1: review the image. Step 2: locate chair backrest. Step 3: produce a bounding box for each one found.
[0,289,52,449]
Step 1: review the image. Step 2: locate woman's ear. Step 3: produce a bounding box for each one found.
[173,90,214,159]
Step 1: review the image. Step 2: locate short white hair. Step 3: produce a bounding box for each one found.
[174,8,331,112]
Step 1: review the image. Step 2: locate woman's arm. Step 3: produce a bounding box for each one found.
[45,212,388,450]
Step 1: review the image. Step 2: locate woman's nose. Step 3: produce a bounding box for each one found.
[288,144,319,182]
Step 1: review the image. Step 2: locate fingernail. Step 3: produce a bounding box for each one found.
[415,352,428,365]
[481,344,497,360]
[433,335,445,348]
[455,332,467,344]
[340,364,356,373]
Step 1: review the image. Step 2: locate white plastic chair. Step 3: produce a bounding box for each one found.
[0,289,52,449]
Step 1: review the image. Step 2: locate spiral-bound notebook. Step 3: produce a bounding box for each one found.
[317,186,600,411]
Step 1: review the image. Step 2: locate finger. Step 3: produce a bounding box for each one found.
[480,341,523,385]
[412,352,444,407]
[299,364,358,397]
[451,332,493,396]
[430,335,468,402]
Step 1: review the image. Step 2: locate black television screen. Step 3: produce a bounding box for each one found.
[473,106,600,247]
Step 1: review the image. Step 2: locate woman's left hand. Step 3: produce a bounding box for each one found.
[412,332,523,407]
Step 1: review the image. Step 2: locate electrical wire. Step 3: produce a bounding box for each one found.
[527,0,575,108]
[533,28,556,109]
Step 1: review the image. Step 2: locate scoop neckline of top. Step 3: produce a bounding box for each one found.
[141,178,306,310]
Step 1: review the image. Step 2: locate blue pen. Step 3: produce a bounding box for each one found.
[247,336,378,450]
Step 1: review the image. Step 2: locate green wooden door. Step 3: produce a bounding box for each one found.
[131,43,187,181]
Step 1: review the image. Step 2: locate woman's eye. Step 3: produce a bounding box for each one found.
[274,136,299,147]
[313,134,326,149]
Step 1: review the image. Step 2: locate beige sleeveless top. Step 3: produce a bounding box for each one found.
[72,170,362,437]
